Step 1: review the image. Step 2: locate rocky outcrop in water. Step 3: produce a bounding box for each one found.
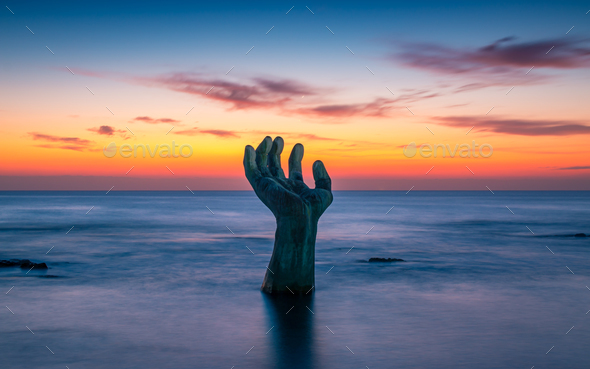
[368,258,405,262]
[0,259,48,269]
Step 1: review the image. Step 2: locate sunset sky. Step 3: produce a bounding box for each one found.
[1,0,590,190]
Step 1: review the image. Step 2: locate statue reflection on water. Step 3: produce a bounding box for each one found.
[262,293,316,369]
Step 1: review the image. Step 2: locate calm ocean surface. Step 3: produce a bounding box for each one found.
[1,191,589,368]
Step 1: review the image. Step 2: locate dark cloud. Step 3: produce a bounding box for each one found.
[142,73,318,111]
[390,37,590,90]
[87,125,126,136]
[28,132,94,151]
[394,37,590,74]
[133,116,180,124]
[433,116,590,136]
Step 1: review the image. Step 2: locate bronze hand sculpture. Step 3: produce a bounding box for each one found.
[243,136,333,294]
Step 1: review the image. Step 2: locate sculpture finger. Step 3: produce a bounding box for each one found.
[312,160,331,191]
[268,137,285,178]
[255,136,273,176]
[288,143,304,181]
[243,145,262,186]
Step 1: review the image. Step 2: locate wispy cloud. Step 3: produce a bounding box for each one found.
[132,116,180,124]
[87,125,126,136]
[174,127,239,138]
[558,166,590,170]
[141,73,318,111]
[28,132,94,151]
[433,116,590,136]
[391,36,590,89]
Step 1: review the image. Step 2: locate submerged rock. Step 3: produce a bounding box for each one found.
[0,259,48,269]
[574,233,587,237]
[368,257,405,263]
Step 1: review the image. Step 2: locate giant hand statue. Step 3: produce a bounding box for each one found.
[244,136,333,294]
